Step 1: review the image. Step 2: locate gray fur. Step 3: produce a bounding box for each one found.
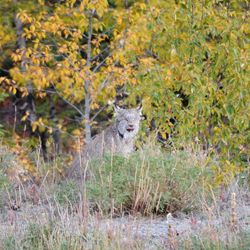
[66,105,142,179]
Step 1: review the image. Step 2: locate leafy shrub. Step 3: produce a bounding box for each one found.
[86,149,214,215]
[0,0,248,171]
[53,180,80,207]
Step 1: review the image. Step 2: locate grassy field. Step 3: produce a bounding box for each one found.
[0,144,249,249]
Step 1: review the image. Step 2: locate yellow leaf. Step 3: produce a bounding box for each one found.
[72,129,82,136]
[21,111,30,121]
[39,125,46,133]
[32,122,38,132]
[30,25,35,32]
[0,77,6,84]
[38,0,45,5]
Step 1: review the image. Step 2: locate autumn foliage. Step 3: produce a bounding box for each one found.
[0,0,249,175]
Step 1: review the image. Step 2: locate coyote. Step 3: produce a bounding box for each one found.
[66,105,142,179]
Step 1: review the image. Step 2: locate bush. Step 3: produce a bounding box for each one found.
[53,180,80,207]
[86,149,214,215]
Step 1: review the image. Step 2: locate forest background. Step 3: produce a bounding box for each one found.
[0,0,249,182]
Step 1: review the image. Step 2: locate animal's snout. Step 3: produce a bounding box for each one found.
[127,124,135,132]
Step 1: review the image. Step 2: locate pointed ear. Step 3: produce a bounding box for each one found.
[114,104,123,115]
[136,104,142,115]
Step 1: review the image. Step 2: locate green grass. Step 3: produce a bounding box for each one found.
[85,149,213,215]
[53,180,80,206]
[3,222,250,250]
[2,221,144,250]
[47,149,214,215]
[181,232,250,250]
[3,222,85,250]
[0,146,249,250]
[0,170,11,210]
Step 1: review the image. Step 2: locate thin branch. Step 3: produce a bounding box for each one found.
[51,84,84,118]
[92,53,112,72]
[90,47,109,62]
[99,74,110,92]
[0,67,10,73]
[90,104,109,122]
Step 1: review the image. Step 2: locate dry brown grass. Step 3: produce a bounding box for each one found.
[0,144,249,249]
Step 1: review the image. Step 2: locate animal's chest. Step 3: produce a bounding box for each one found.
[90,126,135,157]
[111,136,134,156]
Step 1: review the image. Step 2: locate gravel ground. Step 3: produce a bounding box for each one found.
[0,186,249,249]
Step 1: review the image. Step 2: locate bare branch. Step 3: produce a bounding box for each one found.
[92,53,112,73]
[90,47,109,62]
[51,84,84,118]
[99,75,110,91]
[90,104,109,122]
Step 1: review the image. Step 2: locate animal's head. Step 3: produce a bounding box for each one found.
[114,104,142,141]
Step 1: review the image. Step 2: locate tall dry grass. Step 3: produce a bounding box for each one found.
[0,143,249,249]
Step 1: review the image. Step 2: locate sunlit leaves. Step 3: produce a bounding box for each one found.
[121,0,250,164]
[0,0,249,167]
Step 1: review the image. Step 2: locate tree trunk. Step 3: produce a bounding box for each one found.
[14,12,26,51]
[84,11,93,146]
[14,1,46,159]
[84,90,91,145]
[49,96,61,157]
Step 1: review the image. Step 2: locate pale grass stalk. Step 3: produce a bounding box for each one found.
[150,181,160,213]
[230,192,238,231]
[132,163,143,211]
[98,162,104,186]
[155,191,163,213]
[167,224,178,250]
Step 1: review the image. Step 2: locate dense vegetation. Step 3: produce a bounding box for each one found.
[0,1,249,249]
[0,0,249,172]
[0,147,249,249]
